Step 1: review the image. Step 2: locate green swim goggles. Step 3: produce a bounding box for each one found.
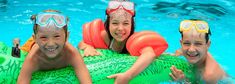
[35,12,67,28]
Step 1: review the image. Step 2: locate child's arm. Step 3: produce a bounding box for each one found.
[78,40,101,56]
[17,59,35,84]
[70,44,92,84]
[108,46,156,84]
[17,45,38,84]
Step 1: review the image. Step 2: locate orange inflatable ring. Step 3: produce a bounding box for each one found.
[21,37,35,52]
[126,31,168,56]
[82,22,93,46]
[82,19,108,49]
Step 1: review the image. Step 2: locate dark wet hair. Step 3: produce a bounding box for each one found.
[104,14,135,53]
[179,19,212,43]
[31,9,68,39]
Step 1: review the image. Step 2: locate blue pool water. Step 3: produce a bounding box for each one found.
[0,0,235,80]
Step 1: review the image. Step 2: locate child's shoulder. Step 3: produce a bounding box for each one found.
[64,42,80,55]
[64,42,76,50]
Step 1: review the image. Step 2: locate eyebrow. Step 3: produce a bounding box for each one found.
[53,32,61,35]
[111,20,119,22]
[123,20,130,22]
[195,40,204,43]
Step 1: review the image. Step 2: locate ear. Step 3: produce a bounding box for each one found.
[180,39,183,46]
[32,34,37,44]
[33,34,36,41]
[207,40,211,48]
[66,31,70,41]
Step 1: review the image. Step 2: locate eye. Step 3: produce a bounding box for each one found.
[123,22,129,26]
[183,42,190,46]
[195,43,203,46]
[40,36,47,39]
[40,36,47,41]
[111,22,118,25]
[54,35,60,38]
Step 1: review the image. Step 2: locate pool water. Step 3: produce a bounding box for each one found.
[0,0,235,81]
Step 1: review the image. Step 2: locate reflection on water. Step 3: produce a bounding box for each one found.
[152,2,227,20]
[0,0,7,12]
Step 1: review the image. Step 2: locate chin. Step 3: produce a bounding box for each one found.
[186,56,200,64]
[116,37,128,42]
[188,60,198,64]
[46,53,59,59]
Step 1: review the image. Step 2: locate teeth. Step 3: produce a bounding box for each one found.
[116,33,124,37]
[188,54,198,57]
[47,48,56,52]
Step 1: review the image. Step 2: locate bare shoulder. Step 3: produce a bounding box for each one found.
[64,42,82,64]
[64,42,77,51]
[203,52,226,82]
[207,52,223,70]
[101,30,110,46]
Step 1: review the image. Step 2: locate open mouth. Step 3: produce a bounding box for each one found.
[187,53,199,57]
[45,47,58,53]
[115,32,125,37]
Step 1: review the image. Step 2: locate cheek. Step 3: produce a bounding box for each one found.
[109,27,116,36]
[198,47,207,54]
[125,27,131,34]
[35,39,44,46]
[109,25,116,32]
[181,45,189,50]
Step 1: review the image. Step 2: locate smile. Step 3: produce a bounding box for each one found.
[45,47,58,52]
[115,32,125,37]
[187,53,199,57]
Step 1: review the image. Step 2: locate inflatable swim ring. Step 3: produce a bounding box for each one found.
[0,42,196,84]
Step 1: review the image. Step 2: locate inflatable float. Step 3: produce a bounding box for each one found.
[0,42,196,84]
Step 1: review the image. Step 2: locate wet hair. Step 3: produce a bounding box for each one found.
[179,19,212,43]
[104,15,135,53]
[31,9,68,39]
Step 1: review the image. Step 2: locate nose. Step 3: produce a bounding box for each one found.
[46,39,56,48]
[117,24,124,31]
[188,45,196,52]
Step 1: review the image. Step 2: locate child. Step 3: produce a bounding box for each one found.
[12,38,20,57]
[170,19,228,83]
[79,1,168,84]
[17,10,92,84]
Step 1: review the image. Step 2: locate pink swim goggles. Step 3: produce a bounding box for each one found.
[106,1,135,16]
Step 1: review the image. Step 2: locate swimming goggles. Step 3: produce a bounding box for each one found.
[180,20,209,33]
[106,1,135,16]
[35,12,67,28]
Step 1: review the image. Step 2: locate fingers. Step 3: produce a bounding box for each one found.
[170,73,177,80]
[83,49,102,56]
[107,74,118,78]
[170,67,178,80]
[170,65,185,81]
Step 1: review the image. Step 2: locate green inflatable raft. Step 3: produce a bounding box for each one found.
[0,42,196,84]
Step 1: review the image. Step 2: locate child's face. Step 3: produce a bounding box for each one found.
[34,25,66,59]
[109,9,132,42]
[13,38,20,45]
[180,29,210,64]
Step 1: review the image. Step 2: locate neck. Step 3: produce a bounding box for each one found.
[195,54,208,71]
[111,39,126,52]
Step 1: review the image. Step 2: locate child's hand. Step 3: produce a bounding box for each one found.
[170,65,185,81]
[107,73,131,84]
[83,46,101,56]
[174,49,183,56]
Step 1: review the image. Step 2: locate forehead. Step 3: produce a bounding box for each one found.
[182,30,206,41]
[110,9,132,21]
[37,25,65,35]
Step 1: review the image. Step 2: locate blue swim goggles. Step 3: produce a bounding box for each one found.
[35,12,67,28]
